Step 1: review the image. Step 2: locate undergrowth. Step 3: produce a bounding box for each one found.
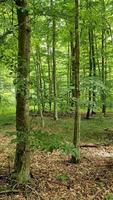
[29,130,79,158]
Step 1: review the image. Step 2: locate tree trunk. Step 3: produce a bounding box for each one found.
[86,29,93,119]
[35,47,44,128]
[91,29,96,115]
[13,0,31,183]
[101,29,107,116]
[101,0,106,116]
[70,31,76,109]
[67,41,71,109]
[72,0,80,164]
[51,0,58,120]
[47,34,52,111]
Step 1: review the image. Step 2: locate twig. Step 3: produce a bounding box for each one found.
[0,189,19,194]
[90,189,101,200]
[26,185,44,200]
[80,144,112,148]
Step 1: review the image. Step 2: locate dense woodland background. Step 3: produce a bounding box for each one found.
[1,0,113,116]
[1,0,113,199]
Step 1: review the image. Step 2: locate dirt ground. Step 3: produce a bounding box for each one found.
[1,135,113,200]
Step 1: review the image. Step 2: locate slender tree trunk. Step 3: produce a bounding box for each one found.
[41,70,46,112]
[14,0,31,183]
[95,36,101,77]
[101,29,106,116]
[39,73,45,128]
[43,77,46,112]
[67,41,71,109]
[38,50,45,113]
[39,54,45,125]
[35,47,44,128]
[101,0,106,115]
[86,30,92,119]
[72,0,80,164]
[51,0,58,120]
[47,35,52,111]
[91,29,96,115]
[70,31,75,108]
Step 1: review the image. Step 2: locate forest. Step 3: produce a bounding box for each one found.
[1,0,113,199]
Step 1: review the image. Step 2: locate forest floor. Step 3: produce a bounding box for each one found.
[1,114,113,199]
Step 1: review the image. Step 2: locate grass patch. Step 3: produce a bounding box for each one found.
[104,193,113,200]
[1,113,113,145]
[56,173,69,182]
[33,114,113,144]
[0,114,15,127]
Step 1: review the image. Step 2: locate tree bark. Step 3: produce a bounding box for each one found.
[35,47,44,128]
[14,0,31,183]
[101,0,106,116]
[51,0,58,120]
[72,0,80,164]
[67,41,71,109]
[70,31,75,108]
[91,29,96,115]
[47,34,52,111]
[86,29,93,119]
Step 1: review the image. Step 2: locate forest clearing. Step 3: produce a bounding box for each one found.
[1,0,113,199]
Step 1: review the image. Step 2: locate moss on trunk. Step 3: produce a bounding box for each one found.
[13,0,31,184]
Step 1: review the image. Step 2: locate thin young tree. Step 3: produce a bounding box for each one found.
[91,29,96,115]
[101,0,107,116]
[35,47,44,128]
[72,0,80,163]
[86,29,93,119]
[47,34,52,112]
[51,0,58,120]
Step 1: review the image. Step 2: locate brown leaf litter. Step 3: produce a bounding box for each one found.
[1,135,113,200]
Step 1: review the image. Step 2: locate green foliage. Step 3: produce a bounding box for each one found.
[29,130,80,158]
[0,113,15,127]
[1,0,113,114]
[104,193,113,200]
[30,130,62,152]
[61,143,80,158]
[81,77,107,96]
[56,173,69,182]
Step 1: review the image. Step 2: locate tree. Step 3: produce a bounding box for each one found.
[86,29,93,119]
[35,46,44,128]
[72,0,80,163]
[101,0,107,116]
[47,33,52,112]
[13,0,31,183]
[51,0,58,120]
